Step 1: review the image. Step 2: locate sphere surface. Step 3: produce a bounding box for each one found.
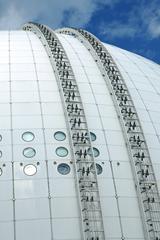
[0,28,160,240]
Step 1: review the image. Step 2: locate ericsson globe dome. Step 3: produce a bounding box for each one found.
[0,22,160,240]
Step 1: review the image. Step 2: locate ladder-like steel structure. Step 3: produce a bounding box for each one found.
[56,27,160,240]
[23,23,105,240]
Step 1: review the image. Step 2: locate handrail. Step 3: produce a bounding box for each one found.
[56,27,160,240]
[23,23,105,240]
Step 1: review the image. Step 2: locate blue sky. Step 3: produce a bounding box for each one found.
[0,0,160,63]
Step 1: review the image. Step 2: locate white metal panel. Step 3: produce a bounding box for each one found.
[12,103,41,115]
[119,197,141,217]
[0,222,14,240]
[14,179,48,198]
[52,197,79,218]
[42,102,64,115]
[12,91,39,102]
[0,201,13,221]
[43,115,66,128]
[12,116,42,128]
[16,220,51,240]
[11,81,38,91]
[0,145,12,161]
[103,217,121,238]
[0,130,11,144]
[39,80,58,91]
[0,116,11,128]
[116,179,137,197]
[11,64,35,72]
[14,161,46,179]
[15,198,50,220]
[0,72,9,81]
[11,72,37,81]
[0,181,13,200]
[50,178,77,197]
[122,218,144,238]
[101,197,119,217]
[45,129,68,144]
[98,179,116,196]
[13,129,44,144]
[52,218,81,239]
[13,145,45,162]
[40,91,61,102]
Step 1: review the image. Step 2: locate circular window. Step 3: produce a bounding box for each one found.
[54,131,66,141]
[0,151,2,158]
[24,164,37,176]
[23,147,36,158]
[0,168,2,176]
[87,147,100,157]
[90,132,96,141]
[22,132,35,142]
[57,163,70,175]
[0,135,2,142]
[96,163,103,175]
[56,147,68,157]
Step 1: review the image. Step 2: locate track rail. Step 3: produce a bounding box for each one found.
[23,23,105,240]
[56,27,160,240]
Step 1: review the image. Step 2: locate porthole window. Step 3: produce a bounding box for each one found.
[57,163,70,175]
[23,147,36,158]
[0,135,2,142]
[96,163,103,175]
[54,131,66,141]
[22,132,35,142]
[56,147,68,157]
[90,132,96,141]
[87,147,100,157]
[24,164,37,176]
[0,168,2,176]
[0,151,2,158]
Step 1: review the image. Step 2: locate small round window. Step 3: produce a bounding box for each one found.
[56,147,68,157]
[57,163,70,175]
[88,147,100,157]
[0,168,2,176]
[23,147,36,158]
[22,132,35,142]
[54,131,66,141]
[0,135,2,142]
[96,163,103,175]
[90,132,96,141]
[24,164,37,176]
[0,151,2,158]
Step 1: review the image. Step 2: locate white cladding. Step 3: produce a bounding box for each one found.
[0,30,159,240]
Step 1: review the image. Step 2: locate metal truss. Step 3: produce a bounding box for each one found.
[23,23,105,240]
[56,27,160,240]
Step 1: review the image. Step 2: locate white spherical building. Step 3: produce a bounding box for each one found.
[0,22,160,240]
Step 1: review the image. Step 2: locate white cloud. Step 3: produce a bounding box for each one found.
[141,3,160,39]
[99,0,160,40]
[100,21,137,39]
[148,18,160,38]
[0,0,119,30]
[0,4,26,30]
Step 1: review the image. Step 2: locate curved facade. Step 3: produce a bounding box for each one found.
[0,23,160,240]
